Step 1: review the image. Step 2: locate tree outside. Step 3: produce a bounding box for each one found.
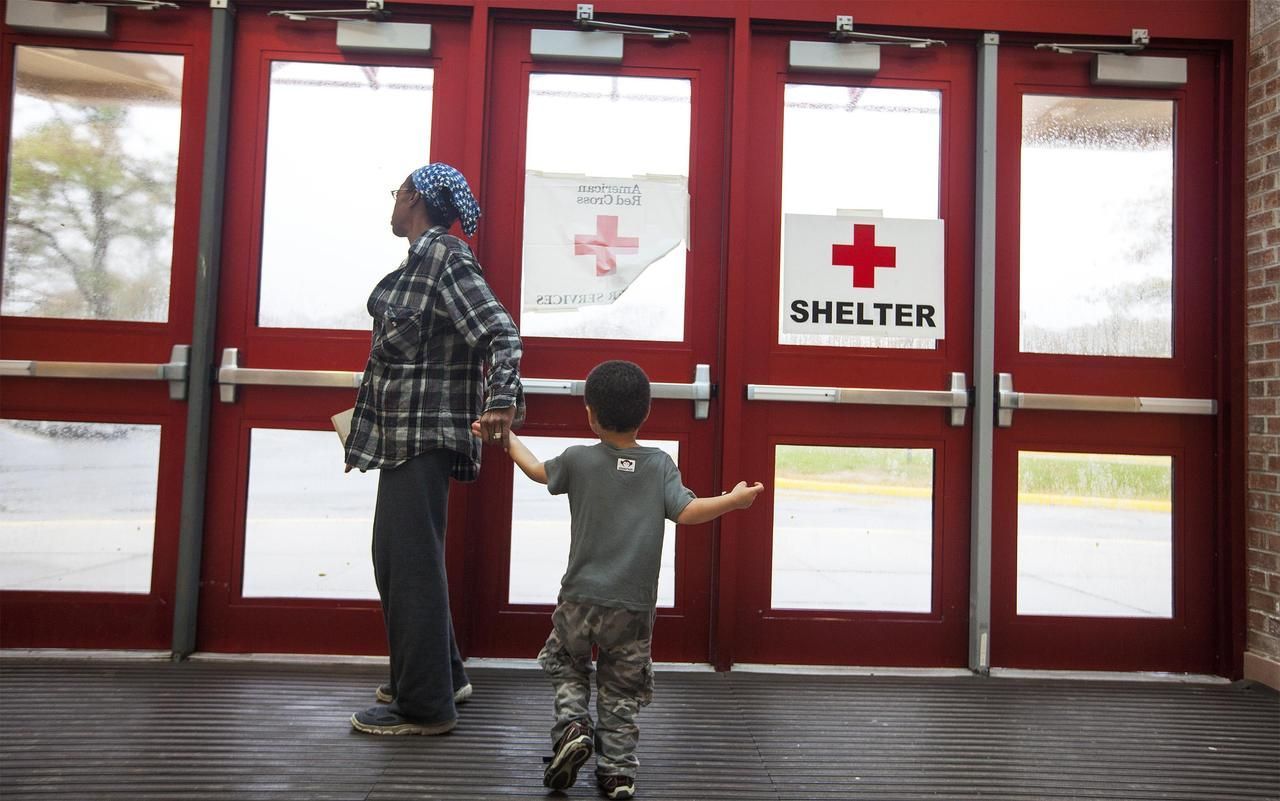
[2,48,182,323]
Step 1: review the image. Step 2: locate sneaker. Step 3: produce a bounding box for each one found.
[375,683,472,705]
[542,719,594,790]
[597,774,636,800]
[349,705,456,736]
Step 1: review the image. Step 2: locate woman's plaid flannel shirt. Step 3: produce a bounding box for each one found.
[344,226,524,480]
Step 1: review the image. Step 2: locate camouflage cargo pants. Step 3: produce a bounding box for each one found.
[537,599,655,778]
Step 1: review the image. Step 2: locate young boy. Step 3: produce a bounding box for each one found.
[478,360,763,800]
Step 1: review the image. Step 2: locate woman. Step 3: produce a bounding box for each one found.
[345,163,523,735]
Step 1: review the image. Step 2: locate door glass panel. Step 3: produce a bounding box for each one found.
[772,444,933,612]
[1020,96,1174,358]
[0,420,160,593]
[510,435,678,607]
[257,62,434,330]
[242,429,378,599]
[2,47,183,322]
[779,84,941,350]
[1016,451,1172,618]
[520,74,690,341]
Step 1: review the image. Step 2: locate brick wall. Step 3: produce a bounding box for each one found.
[1246,0,1280,689]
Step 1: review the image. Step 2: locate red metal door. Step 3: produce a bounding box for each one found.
[196,8,474,653]
[724,28,976,666]
[466,16,730,662]
[990,45,1223,672]
[0,9,208,648]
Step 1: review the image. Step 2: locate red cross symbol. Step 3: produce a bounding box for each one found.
[832,224,896,288]
[574,215,640,276]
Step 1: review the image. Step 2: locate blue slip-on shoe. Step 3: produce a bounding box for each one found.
[350,705,456,735]
[375,683,471,704]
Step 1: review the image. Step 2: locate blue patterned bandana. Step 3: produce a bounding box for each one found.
[410,162,481,236]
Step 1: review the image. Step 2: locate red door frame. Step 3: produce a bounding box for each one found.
[0,10,209,648]
[465,14,731,662]
[722,26,977,667]
[195,7,475,654]
[1,1,1246,672]
[712,3,1243,673]
[190,0,1248,672]
[990,44,1224,673]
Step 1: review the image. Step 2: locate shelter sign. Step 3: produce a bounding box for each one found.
[783,214,946,339]
[522,172,687,313]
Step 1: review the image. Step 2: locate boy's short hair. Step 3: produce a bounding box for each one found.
[584,360,651,432]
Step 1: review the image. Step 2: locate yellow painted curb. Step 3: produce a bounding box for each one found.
[1016,492,1171,513]
[776,477,930,498]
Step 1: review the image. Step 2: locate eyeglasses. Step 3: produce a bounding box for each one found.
[390,188,417,200]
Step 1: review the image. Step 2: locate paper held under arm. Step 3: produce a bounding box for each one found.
[332,407,354,447]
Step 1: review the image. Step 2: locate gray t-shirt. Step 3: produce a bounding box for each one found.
[544,442,696,611]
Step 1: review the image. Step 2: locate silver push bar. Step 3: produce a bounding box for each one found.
[0,345,190,400]
[217,348,360,402]
[217,348,714,419]
[747,372,970,427]
[523,364,713,420]
[996,372,1216,427]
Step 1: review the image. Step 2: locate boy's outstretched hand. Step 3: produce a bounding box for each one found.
[725,481,765,509]
[678,480,765,525]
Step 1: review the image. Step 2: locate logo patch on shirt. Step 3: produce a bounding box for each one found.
[616,458,636,473]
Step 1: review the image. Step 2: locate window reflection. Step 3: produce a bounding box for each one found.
[3,47,183,322]
[771,445,934,612]
[0,420,160,593]
[520,74,690,341]
[1020,96,1174,358]
[510,435,678,607]
[258,62,434,330]
[1016,451,1173,618]
[779,84,941,350]
[242,428,379,599]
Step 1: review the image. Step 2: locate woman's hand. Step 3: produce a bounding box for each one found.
[475,406,516,449]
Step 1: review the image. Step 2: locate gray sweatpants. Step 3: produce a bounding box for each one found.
[538,599,656,778]
[372,449,469,725]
